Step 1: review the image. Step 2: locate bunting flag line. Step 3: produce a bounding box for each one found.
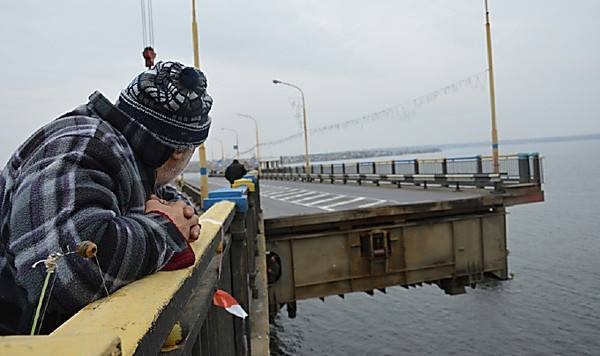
[257,70,488,148]
[213,289,248,319]
[233,70,487,156]
[288,96,304,128]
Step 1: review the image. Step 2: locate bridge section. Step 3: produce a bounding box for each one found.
[265,196,510,317]
[259,153,543,318]
[0,153,543,356]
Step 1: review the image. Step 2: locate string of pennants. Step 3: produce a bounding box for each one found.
[238,69,488,155]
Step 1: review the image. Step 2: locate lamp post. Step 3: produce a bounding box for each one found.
[272,79,310,173]
[221,128,240,160]
[484,0,500,173]
[213,138,225,162]
[237,113,261,174]
[190,0,209,202]
[210,138,224,173]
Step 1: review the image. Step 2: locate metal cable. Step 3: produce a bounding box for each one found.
[148,0,154,46]
[140,0,147,46]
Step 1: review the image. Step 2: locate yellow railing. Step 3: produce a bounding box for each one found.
[1,201,237,355]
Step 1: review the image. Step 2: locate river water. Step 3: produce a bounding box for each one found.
[269,139,600,356]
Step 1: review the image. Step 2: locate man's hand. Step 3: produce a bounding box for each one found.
[145,196,200,243]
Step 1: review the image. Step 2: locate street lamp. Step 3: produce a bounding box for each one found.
[221,128,240,160]
[272,79,311,173]
[237,113,261,174]
[211,138,224,161]
[209,138,225,174]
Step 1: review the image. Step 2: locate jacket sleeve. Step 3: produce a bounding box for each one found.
[8,136,187,314]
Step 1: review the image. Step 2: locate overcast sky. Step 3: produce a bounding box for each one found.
[0,0,598,163]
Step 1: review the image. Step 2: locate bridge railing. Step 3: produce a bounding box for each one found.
[0,177,263,356]
[261,153,543,190]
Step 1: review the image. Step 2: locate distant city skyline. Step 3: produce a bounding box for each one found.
[1,0,598,165]
[196,132,600,162]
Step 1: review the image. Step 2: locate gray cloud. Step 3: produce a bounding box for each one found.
[1,0,598,164]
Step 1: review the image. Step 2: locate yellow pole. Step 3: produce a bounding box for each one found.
[191,0,200,68]
[192,0,209,205]
[485,0,500,173]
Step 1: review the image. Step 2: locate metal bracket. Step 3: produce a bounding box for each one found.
[360,230,391,260]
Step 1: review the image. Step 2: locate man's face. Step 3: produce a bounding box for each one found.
[155,148,195,186]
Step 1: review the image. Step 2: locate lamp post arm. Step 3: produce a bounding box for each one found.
[272,79,311,172]
[274,80,304,97]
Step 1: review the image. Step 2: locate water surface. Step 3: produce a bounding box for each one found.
[270,139,600,356]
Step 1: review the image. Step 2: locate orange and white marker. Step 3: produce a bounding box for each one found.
[213,289,247,319]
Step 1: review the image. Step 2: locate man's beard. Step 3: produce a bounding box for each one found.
[155,149,194,186]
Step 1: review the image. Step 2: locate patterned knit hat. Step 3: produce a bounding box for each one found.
[116,61,213,150]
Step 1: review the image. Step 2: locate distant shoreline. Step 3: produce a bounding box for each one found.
[438,132,600,150]
[274,132,600,164]
[188,132,600,169]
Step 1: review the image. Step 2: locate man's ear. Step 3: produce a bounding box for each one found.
[171,151,185,161]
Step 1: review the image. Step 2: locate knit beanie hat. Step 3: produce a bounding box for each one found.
[116,61,213,150]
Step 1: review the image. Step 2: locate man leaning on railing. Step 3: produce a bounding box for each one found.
[0,61,212,335]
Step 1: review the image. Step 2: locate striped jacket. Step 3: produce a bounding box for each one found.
[0,92,188,333]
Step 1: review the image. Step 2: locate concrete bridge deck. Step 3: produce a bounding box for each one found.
[201,176,487,219]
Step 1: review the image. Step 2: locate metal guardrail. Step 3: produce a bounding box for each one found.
[1,177,265,356]
[261,153,543,190]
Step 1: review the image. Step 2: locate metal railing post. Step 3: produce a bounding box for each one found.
[475,156,485,188]
[532,153,541,184]
[413,159,420,186]
[518,153,531,183]
[442,158,449,188]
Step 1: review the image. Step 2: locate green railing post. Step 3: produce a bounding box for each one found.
[532,153,541,184]
[518,153,531,183]
[442,158,449,188]
[413,159,420,186]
